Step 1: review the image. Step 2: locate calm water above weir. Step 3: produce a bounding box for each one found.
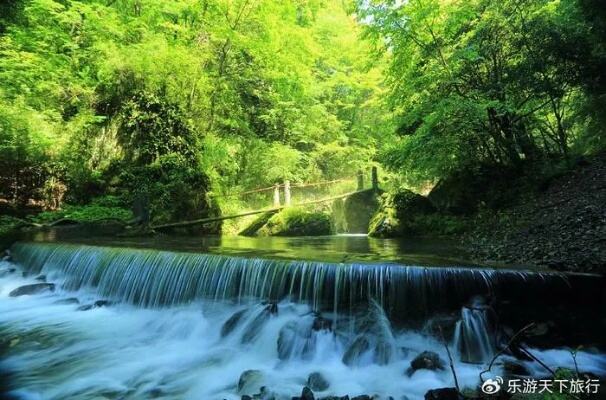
[0,237,605,400]
[24,227,489,268]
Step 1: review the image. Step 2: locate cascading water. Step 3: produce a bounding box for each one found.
[7,242,578,318]
[453,297,495,364]
[1,242,605,400]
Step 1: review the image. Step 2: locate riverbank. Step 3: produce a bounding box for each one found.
[465,154,606,274]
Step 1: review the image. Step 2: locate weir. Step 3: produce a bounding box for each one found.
[2,241,606,400]
[10,241,596,322]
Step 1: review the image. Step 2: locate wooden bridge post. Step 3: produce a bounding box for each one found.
[371,166,378,190]
[357,170,364,190]
[284,180,291,206]
[273,184,281,207]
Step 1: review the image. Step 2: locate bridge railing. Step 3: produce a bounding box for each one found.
[216,167,378,210]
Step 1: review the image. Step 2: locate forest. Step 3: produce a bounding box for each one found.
[1,0,605,239]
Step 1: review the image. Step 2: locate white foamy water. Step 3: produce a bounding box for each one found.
[0,254,605,400]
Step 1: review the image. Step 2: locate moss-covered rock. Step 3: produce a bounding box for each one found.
[257,208,332,236]
[343,189,382,233]
[368,189,470,238]
[238,212,276,236]
[369,190,435,237]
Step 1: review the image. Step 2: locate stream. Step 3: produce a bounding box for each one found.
[0,235,605,400]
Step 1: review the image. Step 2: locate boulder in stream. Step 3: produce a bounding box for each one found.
[342,336,370,366]
[241,304,278,343]
[406,351,444,376]
[53,297,80,305]
[424,388,461,400]
[300,386,315,400]
[9,283,55,297]
[237,369,264,394]
[221,309,247,337]
[77,300,111,311]
[312,316,332,332]
[307,372,330,391]
[0,268,16,278]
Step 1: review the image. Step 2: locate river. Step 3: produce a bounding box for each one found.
[0,233,604,399]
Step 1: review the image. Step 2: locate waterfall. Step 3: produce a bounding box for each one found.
[453,298,495,364]
[11,242,570,320]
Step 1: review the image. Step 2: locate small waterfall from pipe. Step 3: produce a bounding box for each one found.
[453,298,495,364]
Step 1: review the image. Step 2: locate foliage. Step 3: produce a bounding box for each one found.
[30,205,132,224]
[358,0,606,185]
[0,215,23,236]
[0,0,392,228]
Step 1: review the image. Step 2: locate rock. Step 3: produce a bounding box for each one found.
[344,190,382,234]
[0,268,16,278]
[146,388,164,398]
[351,396,372,400]
[342,336,370,366]
[221,309,248,337]
[239,212,275,237]
[258,209,332,237]
[76,300,111,311]
[34,275,46,282]
[407,351,444,376]
[423,314,459,341]
[9,283,55,297]
[53,297,80,305]
[312,316,332,331]
[369,190,438,238]
[263,302,278,315]
[301,386,315,400]
[424,388,460,400]
[242,396,253,400]
[277,320,314,360]
[238,370,263,394]
[307,372,329,391]
[502,360,530,377]
[241,304,278,343]
[257,386,276,400]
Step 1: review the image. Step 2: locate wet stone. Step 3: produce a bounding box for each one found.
[34,275,46,282]
[301,386,315,400]
[307,372,329,391]
[238,370,263,394]
[312,316,332,331]
[9,283,55,297]
[0,268,16,278]
[242,307,274,344]
[77,300,111,311]
[221,309,247,337]
[342,336,370,366]
[53,297,80,305]
[423,388,461,400]
[264,302,278,315]
[407,351,444,376]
